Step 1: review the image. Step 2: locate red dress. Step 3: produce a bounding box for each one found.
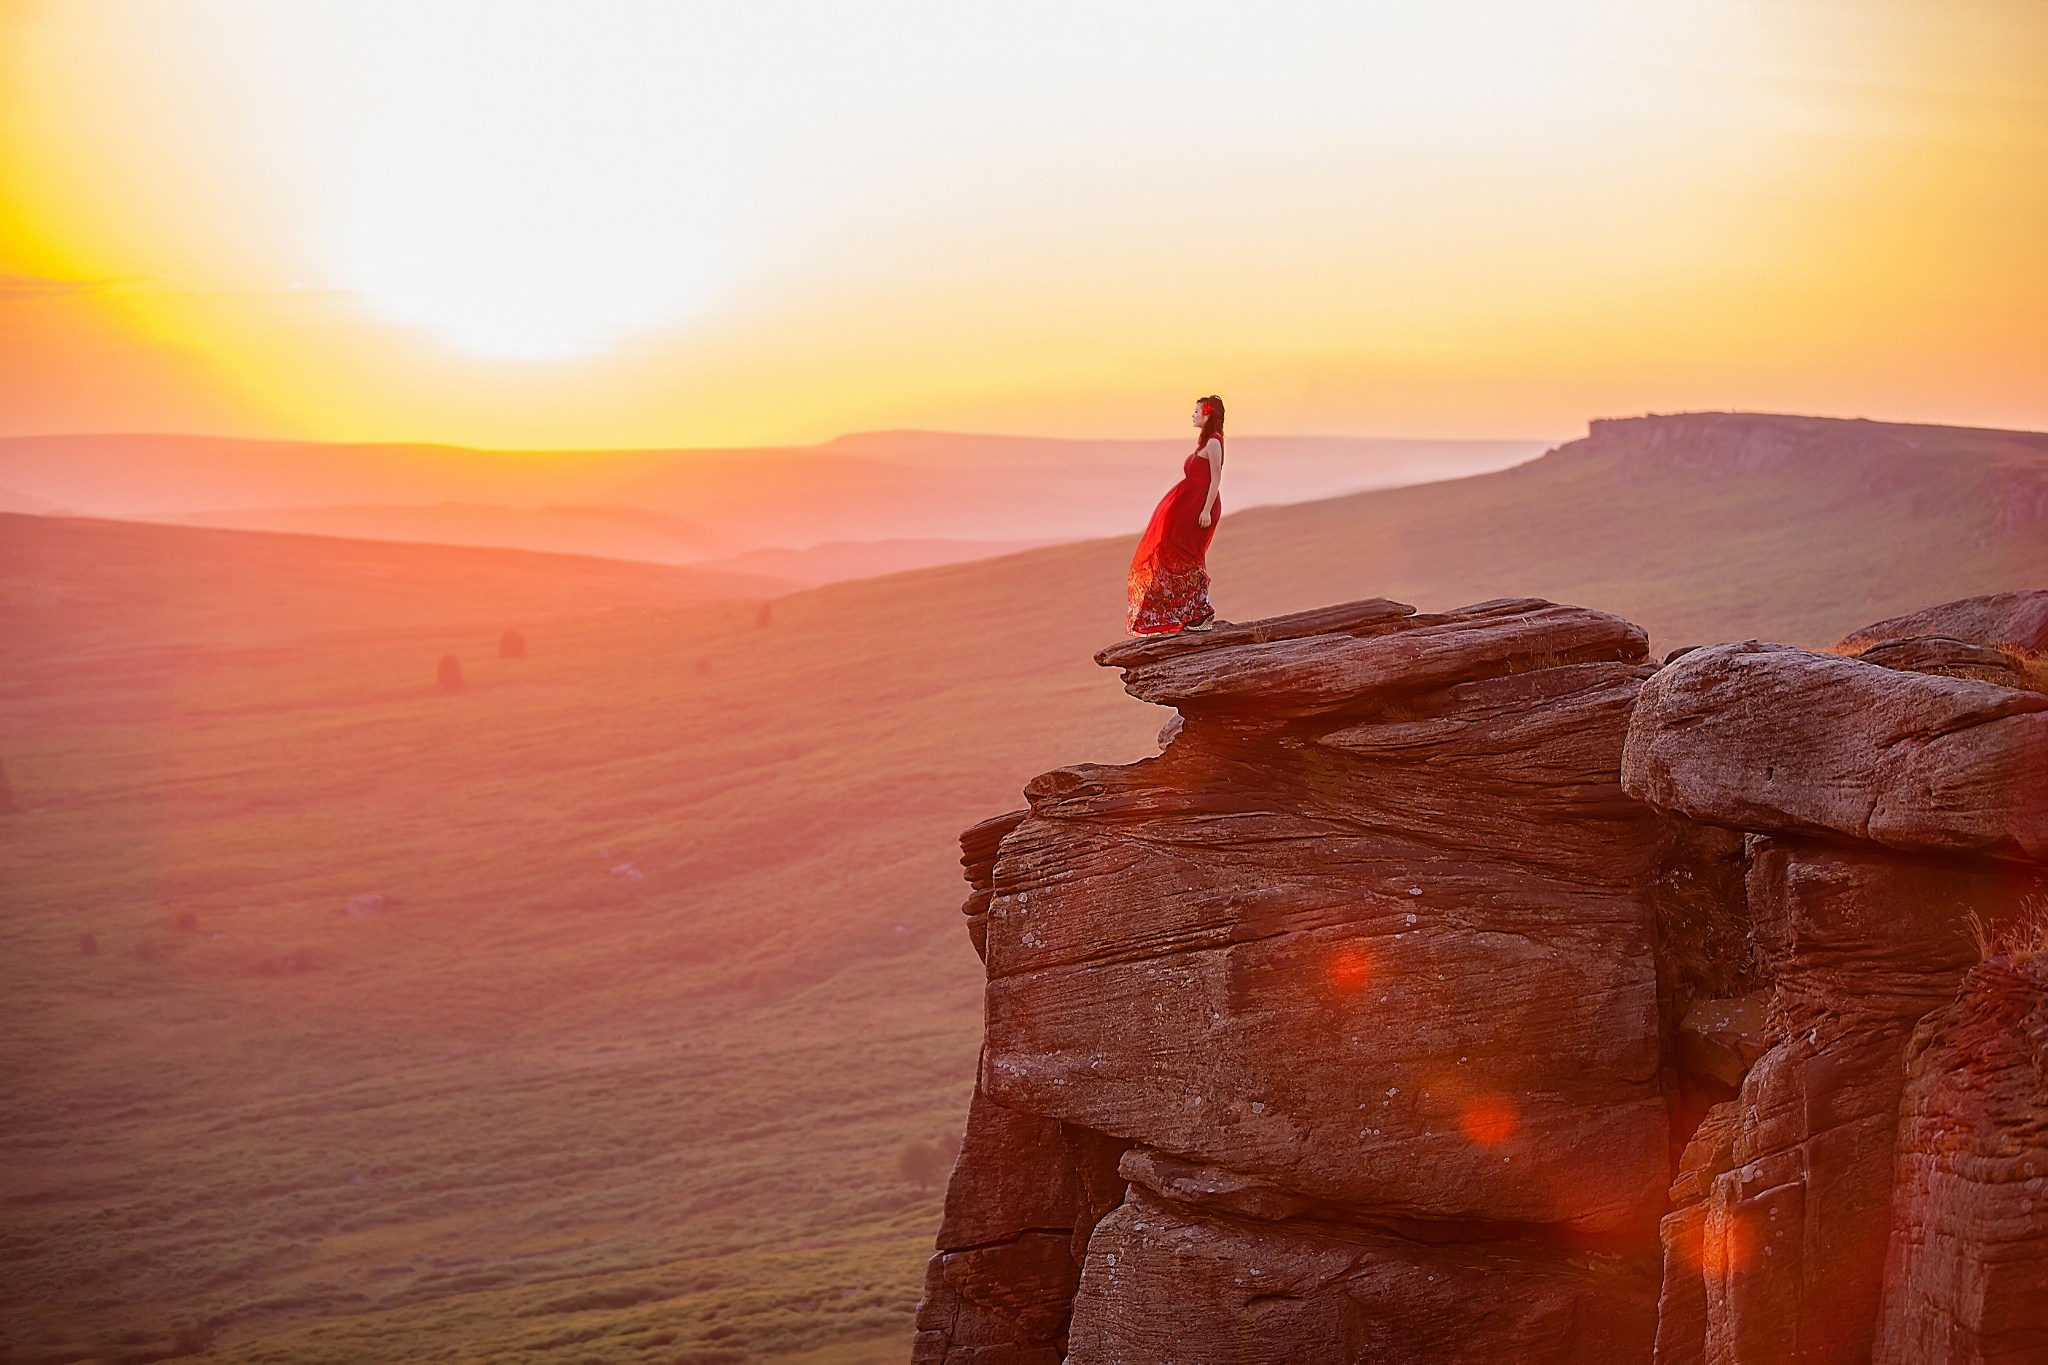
[1127,440,1220,634]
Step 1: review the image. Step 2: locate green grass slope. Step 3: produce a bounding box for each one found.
[0,413,2041,1363]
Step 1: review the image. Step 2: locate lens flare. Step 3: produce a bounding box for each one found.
[1459,1094,1519,1146]
[1328,947,1373,993]
[1699,1205,1760,1278]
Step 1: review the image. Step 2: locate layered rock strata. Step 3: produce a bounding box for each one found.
[920,588,2048,1364]
[919,597,1685,1362]
[914,812,1129,1364]
[1622,596,2048,1365]
[1873,956,2048,1364]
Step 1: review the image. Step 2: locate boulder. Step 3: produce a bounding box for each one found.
[1873,958,2048,1365]
[1102,598,1649,718]
[1621,641,2048,861]
[1837,590,2048,658]
[1067,1188,1658,1365]
[1627,596,2048,1364]
[1850,636,2039,691]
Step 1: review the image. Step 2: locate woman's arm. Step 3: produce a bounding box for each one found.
[1197,438,1223,528]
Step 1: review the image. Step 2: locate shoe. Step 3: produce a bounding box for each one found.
[1182,617,1215,633]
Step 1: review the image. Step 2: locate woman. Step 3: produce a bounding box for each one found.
[1127,395,1225,635]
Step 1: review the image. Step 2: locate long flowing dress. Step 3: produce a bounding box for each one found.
[1126,438,1221,634]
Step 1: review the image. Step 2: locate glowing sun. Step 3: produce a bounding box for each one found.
[325,4,733,361]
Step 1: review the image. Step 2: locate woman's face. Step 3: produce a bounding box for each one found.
[1191,404,1206,428]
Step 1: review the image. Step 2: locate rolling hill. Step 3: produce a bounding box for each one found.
[690,538,1057,586]
[0,412,2042,1363]
[141,508,1059,588]
[0,515,790,656]
[0,430,1546,562]
[155,504,741,566]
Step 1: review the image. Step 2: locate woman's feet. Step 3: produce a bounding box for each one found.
[1126,613,1218,639]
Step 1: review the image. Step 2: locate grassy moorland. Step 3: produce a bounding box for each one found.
[0,519,1149,1365]
[1,415,2043,1363]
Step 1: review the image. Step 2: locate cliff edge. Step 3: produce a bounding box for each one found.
[915,591,2048,1364]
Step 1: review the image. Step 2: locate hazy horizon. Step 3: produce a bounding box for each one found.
[0,427,1552,541]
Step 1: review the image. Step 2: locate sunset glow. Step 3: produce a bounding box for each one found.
[2,1,2043,444]
[326,4,735,360]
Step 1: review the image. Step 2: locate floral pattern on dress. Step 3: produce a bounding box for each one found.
[1128,559,1213,635]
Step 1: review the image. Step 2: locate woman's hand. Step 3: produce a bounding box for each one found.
[1198,510,1213,529]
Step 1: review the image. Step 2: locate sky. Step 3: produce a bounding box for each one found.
[1,0,2043,448]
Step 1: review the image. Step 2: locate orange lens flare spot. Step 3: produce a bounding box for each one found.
[1699,1210,1761,1277]
[1459,1094,1519,1146]
[1328,948,1372,993]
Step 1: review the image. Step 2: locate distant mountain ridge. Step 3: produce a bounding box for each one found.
[696,537,1059,585]
[0,485,67,515]
[0,429,1547,554]
[154,502,739,565]
[1585,410,2048,464]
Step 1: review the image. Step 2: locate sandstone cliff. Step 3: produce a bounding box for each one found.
[916,591,2048,1364]
[1626,599,2048,1365]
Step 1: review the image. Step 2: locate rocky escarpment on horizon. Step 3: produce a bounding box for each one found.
[1564,412,2048,538]
[915,588,2048,1364]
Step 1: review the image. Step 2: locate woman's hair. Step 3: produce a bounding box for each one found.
[1195,394,1225,447]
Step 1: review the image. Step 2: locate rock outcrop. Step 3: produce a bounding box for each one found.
[1873,955,2048,1364]
[918,588,2048,1364]
[1621,598,2048,1365]
[915,812,1129,1364]
[1835,590,2048,660]
[920,598,1686,1362]
[1622,640,2048,862]
[1831,590,2048,696]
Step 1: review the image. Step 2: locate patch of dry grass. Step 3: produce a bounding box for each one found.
[2009,647,2048,695]
[1968,895,2048,967]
